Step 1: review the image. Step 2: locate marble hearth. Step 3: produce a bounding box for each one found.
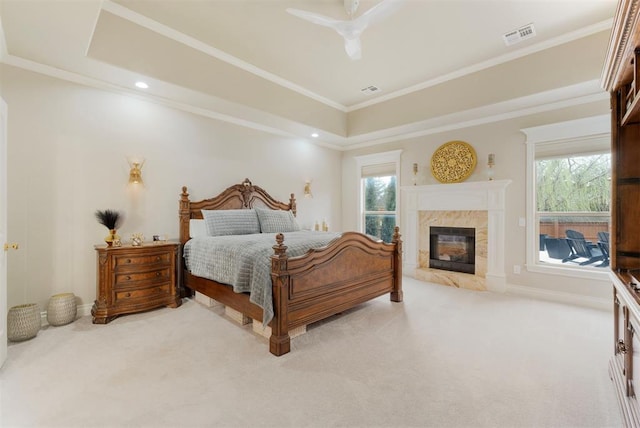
[401,180,511,292]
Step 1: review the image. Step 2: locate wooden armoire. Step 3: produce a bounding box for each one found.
[602,0,640,425]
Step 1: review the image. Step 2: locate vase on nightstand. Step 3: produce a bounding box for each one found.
[105,229,119,247]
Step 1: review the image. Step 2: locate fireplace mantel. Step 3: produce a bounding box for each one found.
[401,180,511,292]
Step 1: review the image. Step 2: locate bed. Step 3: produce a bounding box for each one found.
[179,178,403,356]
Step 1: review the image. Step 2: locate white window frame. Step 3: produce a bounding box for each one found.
[354,150,402,236]
[522,115,611,280]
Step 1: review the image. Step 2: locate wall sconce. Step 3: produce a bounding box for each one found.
[412,163,418,186]
[487,153,495,181]
[304,180,313,198]
[128,158,144,185]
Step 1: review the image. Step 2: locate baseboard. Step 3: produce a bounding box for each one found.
[506,283,611,312]
[39,303,93,327]
[77,303,93,317]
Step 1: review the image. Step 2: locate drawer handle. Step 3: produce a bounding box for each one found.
[156,272,161,277]
[618,339,628,354]
[125,292,131,298]
[155,256,161,262]
[126,275,131,281]
[126,259,132,264]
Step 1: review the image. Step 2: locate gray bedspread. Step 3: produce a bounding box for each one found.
[184,231,342,326]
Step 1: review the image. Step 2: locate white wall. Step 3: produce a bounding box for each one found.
[0,64,342,311]
[0,61,613,313]
[342,101,613,306]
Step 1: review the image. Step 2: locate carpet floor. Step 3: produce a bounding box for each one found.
[0,277,622,427]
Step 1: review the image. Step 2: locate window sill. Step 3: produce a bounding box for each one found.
[526,262,611,281]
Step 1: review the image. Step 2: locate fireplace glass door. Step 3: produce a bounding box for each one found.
[429,227,476,274]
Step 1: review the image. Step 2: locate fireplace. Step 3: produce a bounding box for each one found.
[429,226,476,274]
[402,180,510,291]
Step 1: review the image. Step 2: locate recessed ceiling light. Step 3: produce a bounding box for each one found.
[311,133,319,138]
[135,81,149,89]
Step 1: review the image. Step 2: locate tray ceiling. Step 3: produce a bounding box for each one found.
[0,0,617,148]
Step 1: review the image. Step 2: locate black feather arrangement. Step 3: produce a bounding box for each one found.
[94,209,122,230]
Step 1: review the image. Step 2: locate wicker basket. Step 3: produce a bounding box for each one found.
[7,303,40,342]
[47,293,77,326]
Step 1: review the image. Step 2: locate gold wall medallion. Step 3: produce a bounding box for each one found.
[430,140,477,183]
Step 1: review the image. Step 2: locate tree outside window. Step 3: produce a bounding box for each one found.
[537,154,610,212]
[363,175,396,243]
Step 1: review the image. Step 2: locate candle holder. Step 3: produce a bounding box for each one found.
[487,154,495,181]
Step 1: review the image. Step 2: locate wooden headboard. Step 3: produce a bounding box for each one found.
[179,178,297,244]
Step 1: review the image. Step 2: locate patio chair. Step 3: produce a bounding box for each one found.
[539,234,549,251]
[562,229,606,266]
[544,237,571,259]
[597,231,610,267]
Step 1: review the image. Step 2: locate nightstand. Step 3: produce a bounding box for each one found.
[92,242,182,323]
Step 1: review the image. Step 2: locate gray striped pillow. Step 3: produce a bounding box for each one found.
[201,209,260,236]
[255,208,300,233]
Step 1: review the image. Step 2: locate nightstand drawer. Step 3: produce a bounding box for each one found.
[115,284,172,302]
[114,267,172,287]
[113,252,172,269]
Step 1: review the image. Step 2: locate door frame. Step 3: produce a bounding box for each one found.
[1,96,8,367]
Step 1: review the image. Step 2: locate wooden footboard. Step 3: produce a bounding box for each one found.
[269,228,402,356]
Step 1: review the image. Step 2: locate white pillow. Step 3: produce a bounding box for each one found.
[189,219,207,238]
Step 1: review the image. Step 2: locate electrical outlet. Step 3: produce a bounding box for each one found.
[513,265,521,274]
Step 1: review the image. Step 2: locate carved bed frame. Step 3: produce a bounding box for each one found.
[179,178,403,356]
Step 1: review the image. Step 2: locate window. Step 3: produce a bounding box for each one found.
[523,115,611,278]
[355,150,401,243]
[536,153,610,267]
[363,175,396,242]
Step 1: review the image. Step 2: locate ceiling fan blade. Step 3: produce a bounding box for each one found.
[286,8,342,29]
[344,37,362,60]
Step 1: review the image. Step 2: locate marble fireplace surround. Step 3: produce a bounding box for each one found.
[402,180,511,292]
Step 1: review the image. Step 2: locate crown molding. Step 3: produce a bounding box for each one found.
[1,54,347,150]
[1,53,606,152]
[341,80,608,150]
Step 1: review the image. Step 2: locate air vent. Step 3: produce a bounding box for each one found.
[361,85,380,95]
[503,23,536,46]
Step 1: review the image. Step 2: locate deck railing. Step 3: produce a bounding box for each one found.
[538,211,610,243]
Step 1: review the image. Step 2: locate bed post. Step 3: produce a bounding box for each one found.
[179,186,191,245]
[179,187,192,298]
[289,193,297,217]
[391,226,403,302]
[270,233,291,356]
